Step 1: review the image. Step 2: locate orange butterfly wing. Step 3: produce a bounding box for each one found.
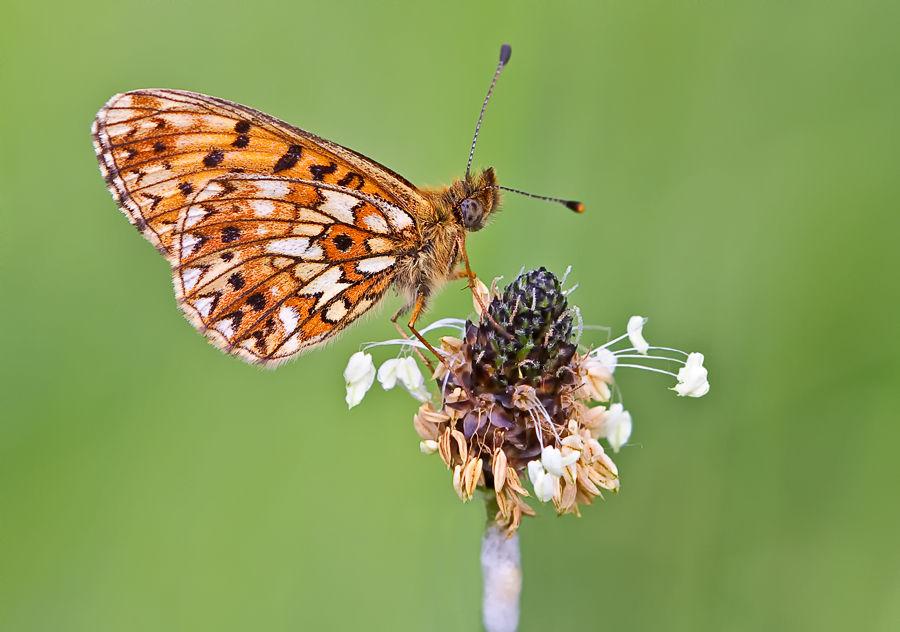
[92,89,431,365]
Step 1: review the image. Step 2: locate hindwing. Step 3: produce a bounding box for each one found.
[92,90,432,364]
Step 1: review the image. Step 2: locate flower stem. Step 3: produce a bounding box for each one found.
[481,496,522,632]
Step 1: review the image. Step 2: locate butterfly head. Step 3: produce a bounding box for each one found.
[455,167,500,232]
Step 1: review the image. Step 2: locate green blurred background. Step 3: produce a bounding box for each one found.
[3,1,899,630]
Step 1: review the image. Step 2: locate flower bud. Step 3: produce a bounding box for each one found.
[344,352,376,409]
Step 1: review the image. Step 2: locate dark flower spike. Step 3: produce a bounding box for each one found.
[344,268,710,536]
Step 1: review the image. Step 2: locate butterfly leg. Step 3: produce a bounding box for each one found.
[405,292,445,362]
[405,290,477,401]
[390,299,436,374]
[454,233,488,313]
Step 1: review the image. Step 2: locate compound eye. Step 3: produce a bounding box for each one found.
[460,198,484,228]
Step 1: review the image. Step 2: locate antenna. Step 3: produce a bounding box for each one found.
[466,44,585,214]
[466,43,512,179]
[492,185,585,213]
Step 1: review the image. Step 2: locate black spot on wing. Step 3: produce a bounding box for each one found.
[232,135,250,148]
[203,150,225,168]
[250,330,266,350]
[337,172,365,190]
[247,293,266,310]
[153,141,166,153]
[235,120,251,134]
[228,272,245,290]
[273,145,303,173]
[222,310,243,331]
[309,162,337,182]
[178,182,193,196]
[221,226,241,243]
[333,234,353,252]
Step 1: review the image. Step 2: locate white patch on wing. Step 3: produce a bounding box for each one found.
[294,262,328,281]
[361,214,390,234]
[182,267,203,292]
[107,116,174,139]
[193,296,215,318]
[351,298,374,318]
[265,238,310,256]
[296,332,327,351]
[318,189,359,224]
[250,200,275,216]
[105,123,134,138]
[255,180,290,198]
[303,244,324,261]
[163,113,208,130]
[184,205,208,227]
[381,203,415,230]
[182,233,202,253]
[104,108,141,124]
[255,224,281,239]
[275,333,304,357]
[194,181,225,202]
[298,267,350,310]
[297,209,334,224]
[214,318,234,339]
[131,167,174,191]
[122,170,142,185]
[292,223,325,237]
[365,237,394,254]
[356,256,396,274]
[325,300,349,323]
[278,305,300,334]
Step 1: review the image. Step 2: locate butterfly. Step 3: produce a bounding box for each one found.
[92,44,582,367]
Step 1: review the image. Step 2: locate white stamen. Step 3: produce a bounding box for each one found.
[419,318,467,334]
[614,354,687,364]
[614,364,678,378]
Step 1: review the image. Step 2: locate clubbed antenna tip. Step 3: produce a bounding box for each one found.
[494,186,585,213]
[500,44,512,65]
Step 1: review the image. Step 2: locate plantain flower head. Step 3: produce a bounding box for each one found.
[344,267,710,535]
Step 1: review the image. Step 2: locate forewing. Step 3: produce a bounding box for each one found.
[174,176,411,366]
[92,89,432,257]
